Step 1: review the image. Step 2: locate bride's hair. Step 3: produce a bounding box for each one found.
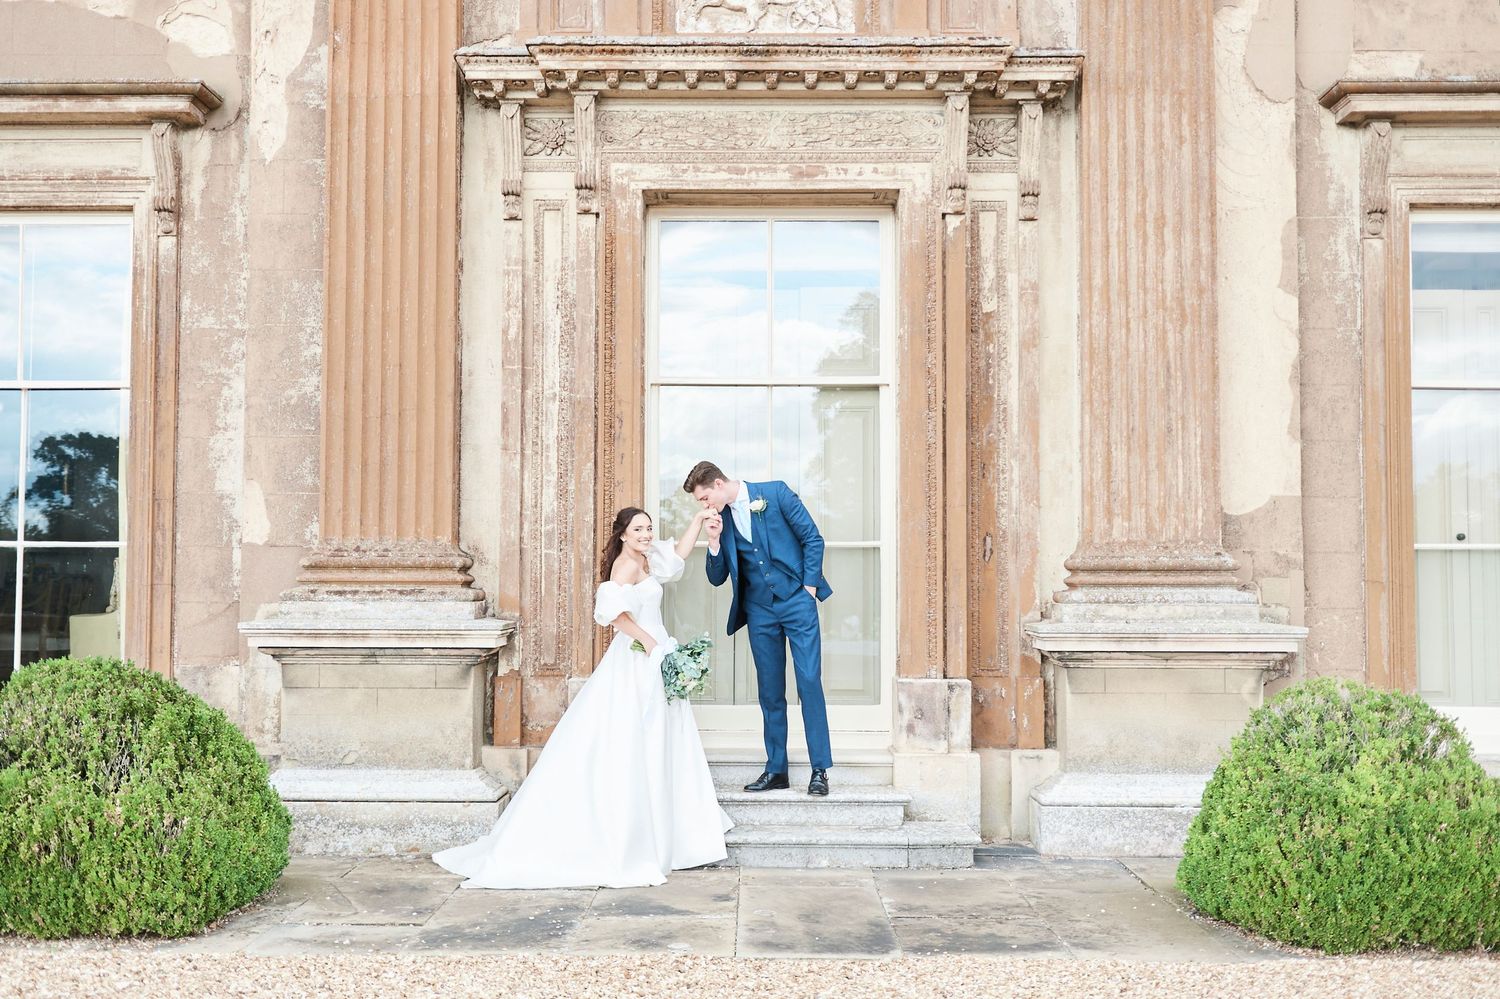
[600,506,651,582]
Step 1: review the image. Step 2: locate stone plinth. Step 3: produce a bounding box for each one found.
[892,676,982,830]
[271,767,506,855]
[1023,618,1304,855]
[1029,772,1208,857]
[242,612,515,854]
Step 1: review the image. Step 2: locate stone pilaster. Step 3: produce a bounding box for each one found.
[1057,0,1241,607]
[297,0,479,611]
[1024,0,1305,856]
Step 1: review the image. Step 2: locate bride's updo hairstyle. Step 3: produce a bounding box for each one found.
[599,506,650,582]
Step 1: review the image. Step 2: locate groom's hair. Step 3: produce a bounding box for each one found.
[682,461,727,493]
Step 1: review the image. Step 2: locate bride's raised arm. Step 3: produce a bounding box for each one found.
[673,506,718,562]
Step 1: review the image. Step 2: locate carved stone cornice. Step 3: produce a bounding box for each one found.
[1320,79,1500,125]
[0,81,222,126]
[458,37,1080,104]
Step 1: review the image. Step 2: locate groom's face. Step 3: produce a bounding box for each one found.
[692,479,733,510]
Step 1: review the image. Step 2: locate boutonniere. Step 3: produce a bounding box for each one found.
[748,497,768,514]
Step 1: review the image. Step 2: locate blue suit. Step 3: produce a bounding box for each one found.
[705,480,833,773]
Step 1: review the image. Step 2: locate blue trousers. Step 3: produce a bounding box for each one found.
[745,590,833,772]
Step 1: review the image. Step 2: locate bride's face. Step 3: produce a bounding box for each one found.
[623,513,654,554]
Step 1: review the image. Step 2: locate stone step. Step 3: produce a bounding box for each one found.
[1029,772,1209,858]
[723,821,980,869]
[716,783,909,828]
[708,761,893,787]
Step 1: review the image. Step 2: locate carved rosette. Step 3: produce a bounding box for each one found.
[523,115,575,158]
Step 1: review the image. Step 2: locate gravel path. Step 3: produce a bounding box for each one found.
[3,950,1497,999]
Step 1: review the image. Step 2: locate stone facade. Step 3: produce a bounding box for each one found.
[2,0,1498,856]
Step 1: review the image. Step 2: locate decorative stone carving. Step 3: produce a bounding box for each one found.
[456,39,1079,101]
[597,108,943,151]
[523,115,574,157]
[500,101,523,220]
[676,0,854,34]
[1360,119,1392,238]
[573,94,597,214]
[943,93,969,215]
[968,115,1018,160]
[1018,102,1041,219]
[150,122,178,236]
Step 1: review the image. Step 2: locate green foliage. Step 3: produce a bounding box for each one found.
[1178,677,1500,953]
[0,657,290,938]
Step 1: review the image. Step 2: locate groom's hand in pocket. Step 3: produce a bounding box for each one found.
[804,585,816,599]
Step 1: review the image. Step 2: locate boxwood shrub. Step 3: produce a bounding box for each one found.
[0,657,290,938]
[1177,677,1500,953]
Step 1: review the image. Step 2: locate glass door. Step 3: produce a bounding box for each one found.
[1410,213,1500,752]
[646,210,895,748]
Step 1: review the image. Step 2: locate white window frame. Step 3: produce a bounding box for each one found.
[0,212,133,674]
[644,206,899,753]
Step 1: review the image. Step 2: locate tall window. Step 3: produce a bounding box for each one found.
[0,216,130,682]
[648,213,891,710]
[1410,214,1500,712]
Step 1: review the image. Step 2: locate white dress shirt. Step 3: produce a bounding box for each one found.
[728,480,753,543]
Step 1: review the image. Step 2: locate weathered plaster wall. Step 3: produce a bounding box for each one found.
[1215,0,1305,644]
[1294,0,1500,682]
[3,1,326,749]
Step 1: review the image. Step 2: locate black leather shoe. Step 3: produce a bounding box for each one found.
[808,769,830,796]
[744,771,789,792]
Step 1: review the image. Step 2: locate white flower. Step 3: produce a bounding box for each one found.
[748,497,768,514]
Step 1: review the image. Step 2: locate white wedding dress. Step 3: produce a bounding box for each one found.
[433,540,732,889]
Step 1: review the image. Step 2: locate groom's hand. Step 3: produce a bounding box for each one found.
[804,585,816,598]
[704,510,723,554]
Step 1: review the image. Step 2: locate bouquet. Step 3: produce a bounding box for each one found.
[631,634,715,701]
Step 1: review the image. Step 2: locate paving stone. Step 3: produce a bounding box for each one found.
[889,915,1071,957]
[736,872,898,958]
[1017,882,1266,963]
[590,870,739,918]
[239,923,421,955]
[285,875,455,926]
[342,856,464,882]
[408,888,593,952]
[572,914,736,957]
[874,870,1037,920]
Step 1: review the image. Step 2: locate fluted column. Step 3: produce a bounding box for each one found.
[1058,0,1242,602]
[299,0,479,606]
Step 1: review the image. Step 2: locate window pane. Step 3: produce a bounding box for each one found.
[1412,389,1500,545]
[0,391,18,540]
[25,390,121,543]
[19,548,119,666]
[772,220,880,378]
[771,386,879,544]
[0,226,18,380]
[656,385,769,540]
[1411,221,1500,382]
[820,547,881,705]
[658,220,768,379]
[1416,550,1500,707]
[22,222,130,381]
[0,547,13,683]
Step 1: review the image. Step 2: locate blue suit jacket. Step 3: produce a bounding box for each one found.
[704,480,833,636]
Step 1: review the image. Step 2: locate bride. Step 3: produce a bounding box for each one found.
[433,505,733,889]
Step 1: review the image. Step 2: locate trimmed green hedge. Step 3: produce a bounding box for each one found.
[1178,677,1500,953]
[0,657,290,938]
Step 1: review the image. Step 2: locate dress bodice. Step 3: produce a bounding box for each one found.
[593,540,685,642]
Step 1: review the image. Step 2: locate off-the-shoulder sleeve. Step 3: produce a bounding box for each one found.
[593,582,633,628]
[649,539,686,584]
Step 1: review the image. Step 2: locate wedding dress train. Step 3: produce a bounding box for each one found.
[433,540,732,889]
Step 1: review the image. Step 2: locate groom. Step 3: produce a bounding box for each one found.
[683,461,834,796]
